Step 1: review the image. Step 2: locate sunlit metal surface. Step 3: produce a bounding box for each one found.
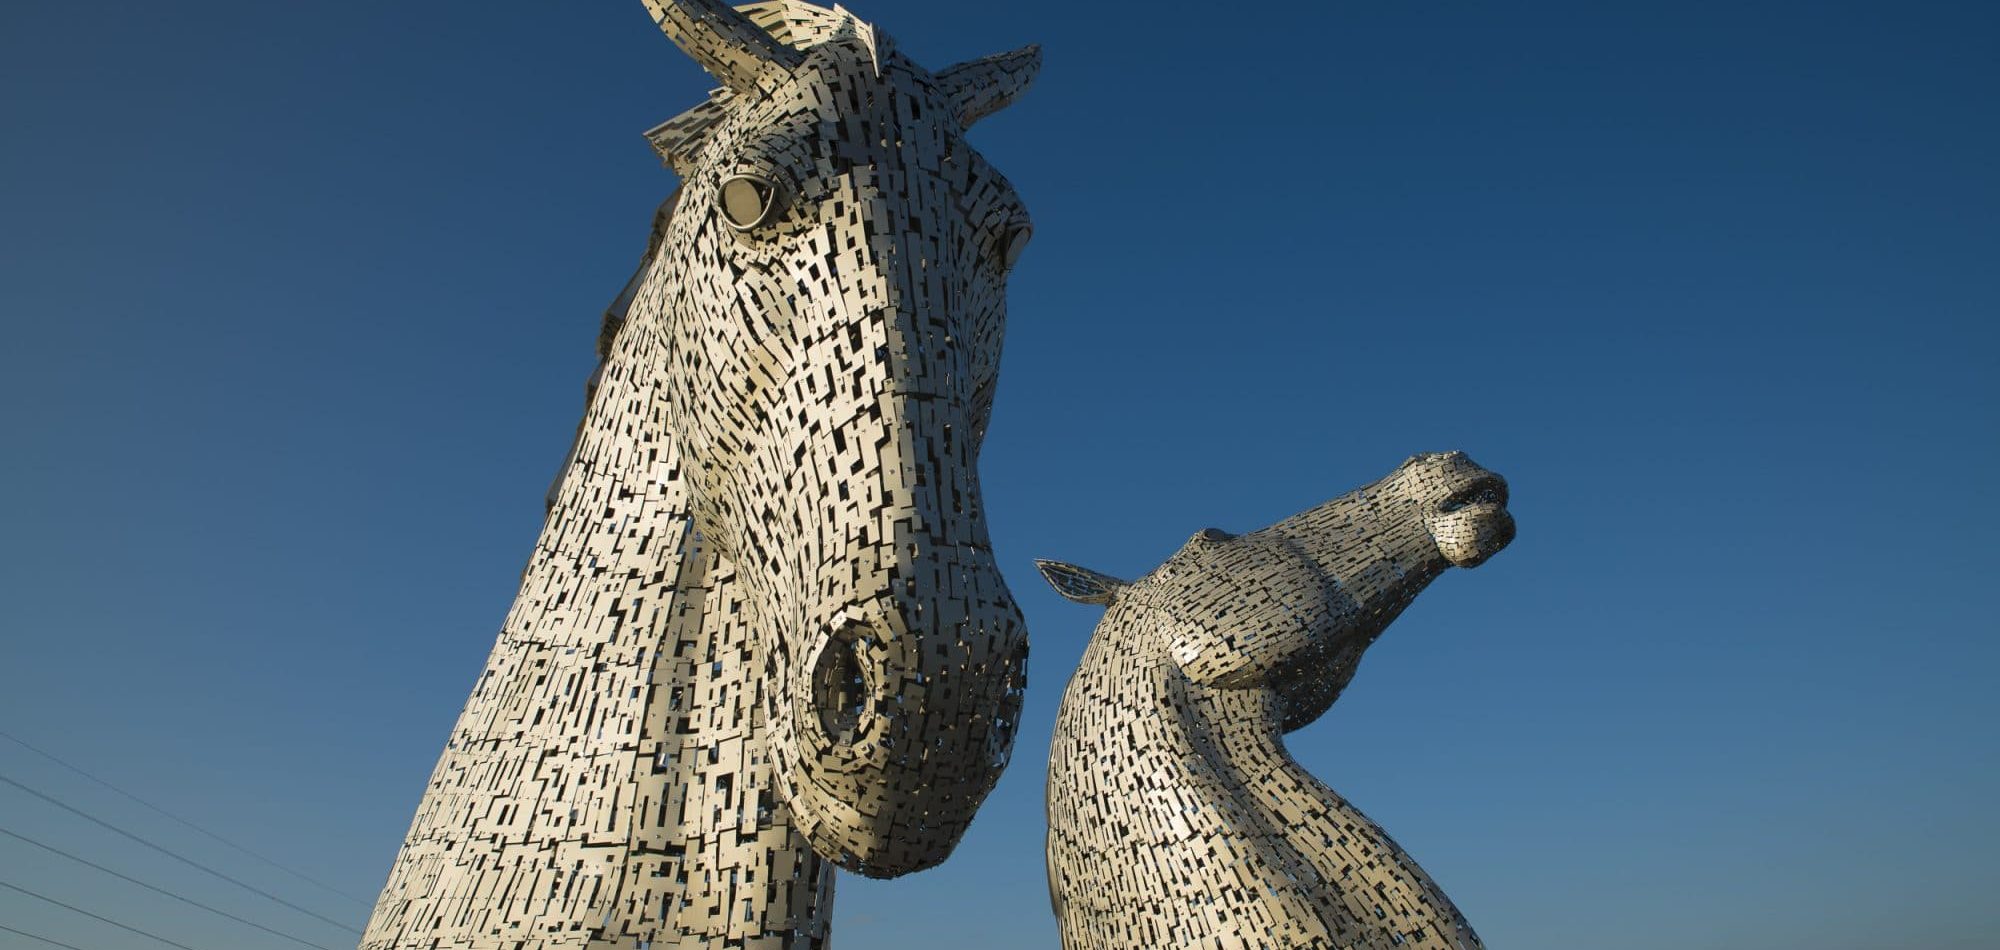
[363,3,1041,946]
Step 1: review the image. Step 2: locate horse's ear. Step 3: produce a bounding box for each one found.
[934,44,1041,129]
[1034,559,1126,606]
[643,0,805,93]
[645,92,734,174]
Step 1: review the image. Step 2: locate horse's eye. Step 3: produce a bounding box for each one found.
[719,174,781,230]
[998,224,1032,269]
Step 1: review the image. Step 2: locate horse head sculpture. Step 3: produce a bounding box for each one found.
[365,3,1040,946]
[638,0,1039,876]
[1038,452,1513,949]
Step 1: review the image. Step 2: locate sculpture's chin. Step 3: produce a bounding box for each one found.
[786,784,981,878]
[830,829,958,879]
[776,711,1007,877]
[1434,506,1516,568]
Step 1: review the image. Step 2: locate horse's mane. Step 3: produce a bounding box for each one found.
[597,187,682,360]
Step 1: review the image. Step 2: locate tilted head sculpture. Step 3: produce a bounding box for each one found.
[365,2,1040,946]
[1040,452,1514,950]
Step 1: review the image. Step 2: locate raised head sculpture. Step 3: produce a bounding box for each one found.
[364,2,1040,946]
[1039,452,1515,950]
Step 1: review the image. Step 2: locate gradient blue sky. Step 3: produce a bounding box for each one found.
[2,1,1996,948]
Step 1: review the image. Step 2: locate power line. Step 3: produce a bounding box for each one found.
[0,771,363,935]
[0,727,372,906]
[0,923,91,950]
[0,824,340,950]
[0,878,199,950]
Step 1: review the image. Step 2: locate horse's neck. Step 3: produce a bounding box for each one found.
[363,301,833,949]
[1049,605,1480,950]
[1049,612,1190,780]
[1193,688,1483,950]
[1048,615,1341,948]
[1048,610,1202,831]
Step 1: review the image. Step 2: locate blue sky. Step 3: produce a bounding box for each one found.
[1,1,1995,947]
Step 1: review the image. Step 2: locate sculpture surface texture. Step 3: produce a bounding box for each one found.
[1039,452,1515,950]
[364,2,1040,946]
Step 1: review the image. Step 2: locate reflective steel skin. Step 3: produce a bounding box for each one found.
[1040,452,1514,950]
[363,3,1040,946]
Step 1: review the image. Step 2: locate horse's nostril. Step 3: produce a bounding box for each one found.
[812,629,870,747]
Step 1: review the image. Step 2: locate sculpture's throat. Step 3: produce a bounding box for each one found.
[1191,685,1483,950]
[1265,560,1445,732]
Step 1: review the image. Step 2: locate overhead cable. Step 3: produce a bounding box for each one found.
[0,878,200,950]
[0,728,372,906]
[0,824,340,950]
[0,923,91,950]
[0,771,362,935]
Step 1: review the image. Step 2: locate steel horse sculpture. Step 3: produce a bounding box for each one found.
[1039,452,1515,950]
[364,2,1040,946]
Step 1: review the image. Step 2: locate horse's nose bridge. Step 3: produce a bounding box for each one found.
[843,176,973,395]
[831,176,1006,629]
[865,278,971,401]
[848,481,1016,626]
[866,391,992,557]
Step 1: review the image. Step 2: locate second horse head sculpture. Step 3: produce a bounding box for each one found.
[1039,452,1515,950]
